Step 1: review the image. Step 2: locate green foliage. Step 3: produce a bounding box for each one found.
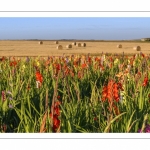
[0,54,150,133]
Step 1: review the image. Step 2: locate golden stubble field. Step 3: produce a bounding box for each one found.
[0,40,150,57]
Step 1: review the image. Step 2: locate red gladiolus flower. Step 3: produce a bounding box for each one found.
[141,52,145,58]
[78,71,82,79]
[109,57,113,62]
[36,71,43,83]
[10,61,17,67]
[50,100,61,132]
[54,101,61,107]
[142,76,148,87]
[0,56,6,61]
[95,57,100,61]
[53,63,61,75]
[1,91,6,102]
[94,117,98,121]
[88,57,92,64]
[52,114,60,132]
[56,64,61,71]
[81,63,87,69]
[102,80,123,103]
[70,70,75,77]
[57,95,61,99]
[73,60,78,67]
[54,107,60,116]
[49,113,60,132]
[99,64,105,71]
[64,67,70,76]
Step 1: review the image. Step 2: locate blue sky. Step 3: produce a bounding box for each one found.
[0,17,150,40]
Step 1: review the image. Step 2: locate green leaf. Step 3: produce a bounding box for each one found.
[104,112,127,133]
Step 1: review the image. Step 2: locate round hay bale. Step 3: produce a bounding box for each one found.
[39,41,43,45]
[66,44,72,49]
[117,44,122,48]
[57,45,63,50]
[76,43,81,47]
[81,43,86,47]
[55,41,59,44]
[133,46,141,51]
[72,42,76,46]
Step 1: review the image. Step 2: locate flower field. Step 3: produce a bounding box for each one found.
[0,52,150,133]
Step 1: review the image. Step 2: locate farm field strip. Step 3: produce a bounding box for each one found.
[1,40,150,56]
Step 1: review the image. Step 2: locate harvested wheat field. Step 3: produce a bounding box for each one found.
[0,40,150,57]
